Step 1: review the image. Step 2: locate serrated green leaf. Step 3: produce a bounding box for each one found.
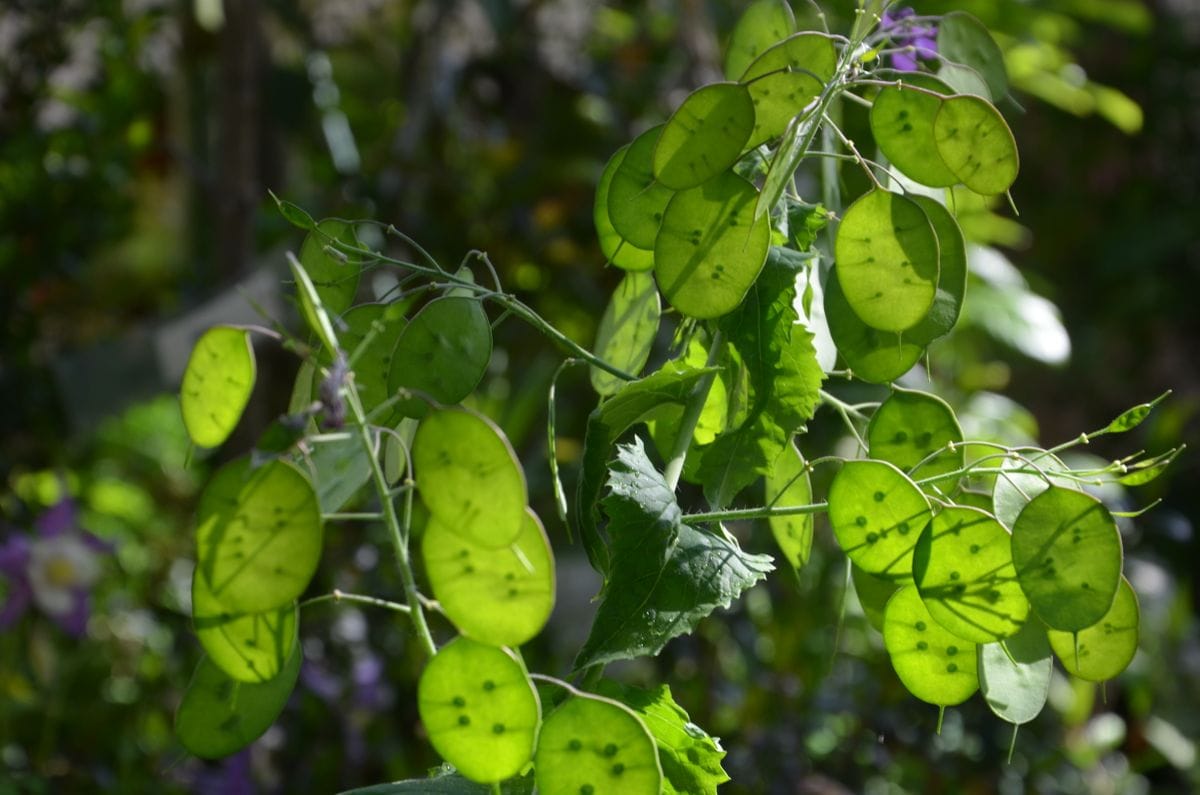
[1011,486,1123,632]
[883,586,978,706]
[764,442,814,572]
[740,33,836,148]
[828,459,931,582]
[867,388,964,479]
[417,638,540,784]
[937,12,1008,101]
[978,618,1053,725]
[535,693,662,795]
[723,0,796,81]
[655,171,770,319]
[196,458,323,614]
[870,80,957,188]
[181,326,256,449]
[414,408,527,549]
[423,508,555,648]
[576,363,715,575]
[1047,577,1139,682]
[175,646,301,759]
[594,146,656,272]
[591,271,662,396]
[596,681,730,795]
[574,438,773,670]
[299,218,361,318]
[835,189,940,332]
[912,506,1029,643]
[933,95,1019,196]
[608,125,674,250]
[389,296,492,418]
[192,567,297,683]
[653,83,755,190]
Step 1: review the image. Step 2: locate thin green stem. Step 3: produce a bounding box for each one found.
[664,330,724,492]
[686,501,829,524]
[322,512,385,521]
[823,112,883,190]
[300,589,412,615]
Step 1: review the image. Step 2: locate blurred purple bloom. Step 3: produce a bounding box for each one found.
[881,7,938,72]
[191,748,256,795]
[0,496,109,637]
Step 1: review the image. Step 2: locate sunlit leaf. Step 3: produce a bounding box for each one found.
[723,0,796,81]
[740,33,836,148]
[852,563,899,632]
[1047,577,1139,682]
[933,95,1019,196]
[417,638,540,784]
[824,269,924,383]
[608,125,674,250]
[870,80,957,188]
[1103,390,1171,434]
[534,693,662,795]
[192,567,298,683]
[883,586,978,706]
[591,271,662,396]
[389,296,492,418]
[828,459,931,582]
[594,146,656,272]
[904,196,967,342]
[764,441,814,572]
[867,388,963,479]
[653,82,755,190]
[978,618,1052,725]
[181,326,256,449]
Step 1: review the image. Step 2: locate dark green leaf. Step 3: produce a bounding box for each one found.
[389,296,492,418]
[299,218,361,318]
[270,191,316,231]
[723,0,796,81]
[937,12,1008,101]
[591,270,662,396]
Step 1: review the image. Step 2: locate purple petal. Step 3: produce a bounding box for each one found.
[914,36,939,59]
[36,499,77,539]
[0,533,31,575]
[0,578,32,630]
[51,588,91,638]
[891,52,920,72]
[300,660,343,703]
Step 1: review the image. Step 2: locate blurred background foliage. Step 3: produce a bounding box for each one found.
[0,0,1196,793]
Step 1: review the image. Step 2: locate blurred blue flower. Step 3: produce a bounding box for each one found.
[0,496,109,637]
[880,7,938,72]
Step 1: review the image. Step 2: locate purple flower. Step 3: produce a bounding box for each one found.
[0,495,109,638]
[880,7,938,72]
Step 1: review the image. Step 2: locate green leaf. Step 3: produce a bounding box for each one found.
[339,302,408,419]
[978,619,1053,725]
[764,441,815,572]
[904,196,968,343]
[828,459,931,582]
[723,0,795,81]
[576,363,714,574]
[591,271,662,396]
[1047,576,1139,682]
[608,125,674,250]
[1103,390,1171,434]
[534,693,662,795]
[933,95,1019,196]
[414,408,527,549]
[1011,486,1123,632]
[655,170,771,319]
[740,33,836,149]
[653,82,755,190]
[824,269,924,383]
[175,646,301,759]
[338,768,533,795]
[594,146,656,272]
[574,438,773,670]
[299,218,361,318]
[992,454,1076,530]
[595,681,730,795]
[417,638,541,784]
[308,431,373,514]
[867,388,964,480]
[270,191,316,231]
[289,253,340,353]
[912,506,1029,643]
[834,189,940,333]
[852,563,899,632]
[192,567,297,684]
[423,507,555,648]
[389,296,492,418]
[195,458,324,614]
[937,12,1008,102]
[180,326,256,449]
[883,586,979,706]
[870,81,957,188]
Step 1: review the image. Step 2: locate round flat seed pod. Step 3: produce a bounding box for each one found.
[424,507,555,648]
[723,0,795,81]
[933,94,1019,196]
[828,459,931,582]
[195,458,323,614]
[653,82,755,190]
[870,82,957,188]
[764,442,815,572]
[413,408,527,548]
[825,270,924,383]
[852,563,900,633]
[608,125,673,250]
[1047,577,1139,682]
[389,296,492,418]
[938,11,1008,102]
[1011,486,1123,632]
[740,32,837,148]
[992,453,1076,530]
[417,638,541,784]
[176,646,301,759]
[834,189,940,333]
[534,693,662,795]
[912,505,1029,643]
[590,270,661,396]
[883,586,978,706]
[867,388,964,479]
[181,326,256,449]
[337,302,407,418]
[904,196,967,343]
[655,171,770,319]
[192,566,298,684]
[978,618,1052,726]
[594,146,656,272]
[299,218,361,318]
